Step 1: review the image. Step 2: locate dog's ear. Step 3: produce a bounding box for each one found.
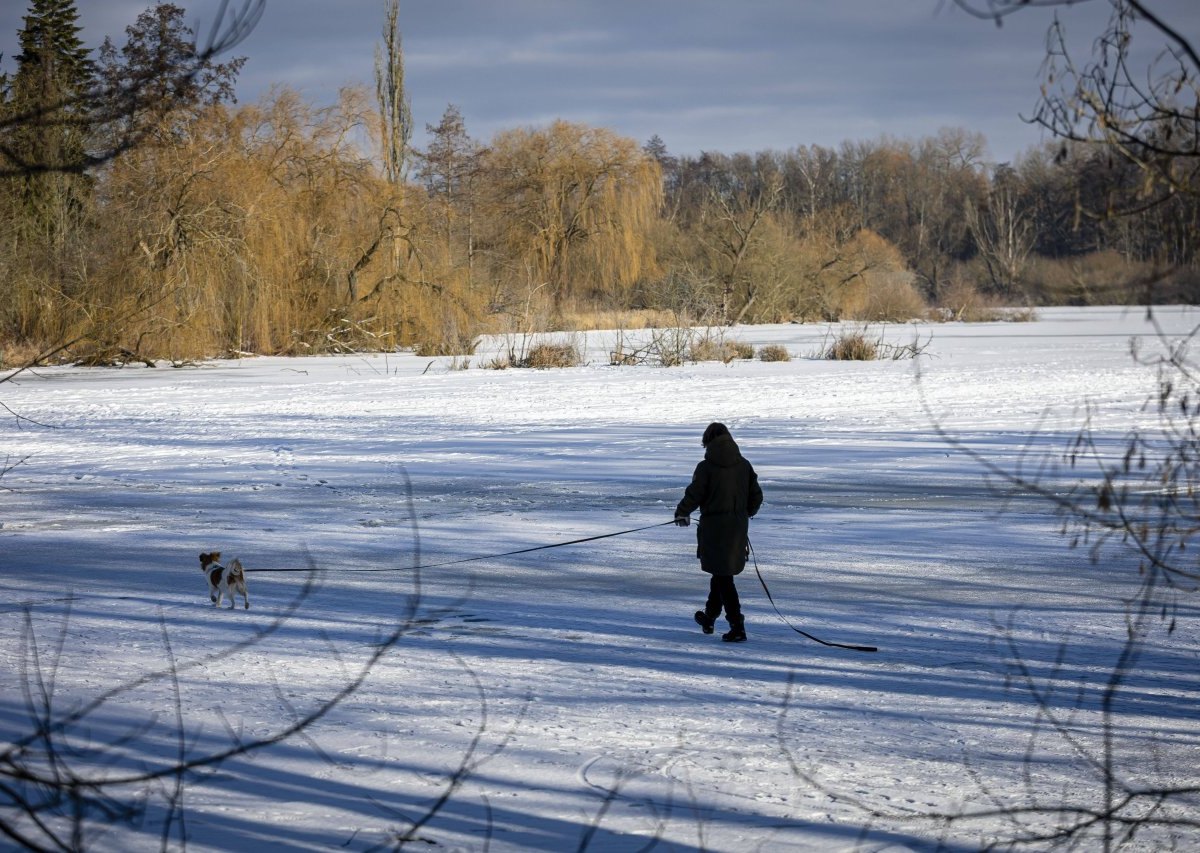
[211,551,220,562]
[199,552,209,564]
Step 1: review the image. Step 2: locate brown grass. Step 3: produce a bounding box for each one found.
[825,331,878,361]
[758,344,791,362]
[558,308,680,331]
[517,342,581,368]
[687,333,753,363]
[729,340,755,360]
[0,340,56,369]
[413,335,479,357]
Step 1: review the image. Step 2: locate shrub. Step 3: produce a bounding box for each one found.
[517,342,581,369]
[608,339,639,366]
[1002,306,1038,322]
[758,344,791,362]
[938,276,1011,322]
[1022,250,1149,305]
[609,326,693,367]
[840,271,928,322]
[687,333,753,363]
[687,334,724,362]
[825,331,877,361]
[729,340,755,360]
[869,275,929,322]
[558,308,679,331]
[654,344,685,368]
[820,327,931,361]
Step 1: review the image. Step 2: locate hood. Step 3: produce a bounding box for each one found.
[704,433,743,468]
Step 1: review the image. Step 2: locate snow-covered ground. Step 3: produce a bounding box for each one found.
[2,306,1198,851]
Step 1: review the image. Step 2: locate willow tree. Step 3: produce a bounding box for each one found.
[93,86,397,359]
[480,120,661,313]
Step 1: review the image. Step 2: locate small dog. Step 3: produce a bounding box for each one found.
[199,551,250,610]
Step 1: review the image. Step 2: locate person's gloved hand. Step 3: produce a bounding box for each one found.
[674,515,690,527]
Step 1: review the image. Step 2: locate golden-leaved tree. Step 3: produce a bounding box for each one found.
[478,120,661,320]
[91,86,420,360]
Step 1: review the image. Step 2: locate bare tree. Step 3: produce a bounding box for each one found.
[342,0,415,308]
[965,164,1036,296]
[418,104,486,287]
[696,166,784,325]
[947,0,1200,599]
[954,0,1199,220]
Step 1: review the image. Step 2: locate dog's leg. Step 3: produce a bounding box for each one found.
[229,560,249,610]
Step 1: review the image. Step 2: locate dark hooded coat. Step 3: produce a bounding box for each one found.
[675,432,763,576]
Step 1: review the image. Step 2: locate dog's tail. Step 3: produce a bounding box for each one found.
[229,557,244,578]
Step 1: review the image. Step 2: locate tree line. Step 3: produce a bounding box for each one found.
[1,0,1196,365]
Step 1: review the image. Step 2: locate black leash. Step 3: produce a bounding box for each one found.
[244,520,677,574]
[749,540,879,653]
[244,520,879,653]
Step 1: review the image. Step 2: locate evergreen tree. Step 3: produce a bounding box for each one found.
[2,0,95,245]
[13,0,92,88]
[9,0,94,168]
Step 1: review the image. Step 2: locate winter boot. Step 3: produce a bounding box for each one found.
[721,616,747,643]
[694,610,715,635]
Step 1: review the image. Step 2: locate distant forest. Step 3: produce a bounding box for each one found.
[2,0,1197,363]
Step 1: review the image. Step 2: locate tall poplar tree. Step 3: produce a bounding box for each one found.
[374,0,411,186]
[348,0,411,304]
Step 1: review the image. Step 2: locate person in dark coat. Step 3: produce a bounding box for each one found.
[674,422,763,642]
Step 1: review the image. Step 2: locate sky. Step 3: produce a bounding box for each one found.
[1,1,1197,165]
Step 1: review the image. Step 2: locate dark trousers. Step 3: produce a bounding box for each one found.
[704,574,742,624]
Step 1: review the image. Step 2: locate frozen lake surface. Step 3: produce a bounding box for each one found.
[2,306,1198,851]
